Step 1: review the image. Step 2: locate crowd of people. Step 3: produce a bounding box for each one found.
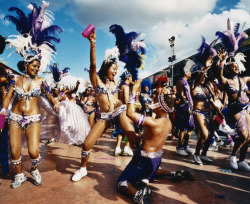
[0,2,249,204]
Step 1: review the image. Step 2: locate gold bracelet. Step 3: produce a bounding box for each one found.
[91,44,96,48]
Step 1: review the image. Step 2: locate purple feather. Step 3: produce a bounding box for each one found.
[109,24,146,80]
[216,20,248,56]
[197,36,217,65]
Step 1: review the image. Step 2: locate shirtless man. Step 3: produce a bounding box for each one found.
[117,79,174,203]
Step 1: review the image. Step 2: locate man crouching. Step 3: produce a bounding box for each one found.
[117,79,174,203]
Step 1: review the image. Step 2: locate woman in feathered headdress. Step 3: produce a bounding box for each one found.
[139,79,153,116]
[71,31,137,182]
[0,1,62,188]
[216,19,250,171]
[191,36,227,165]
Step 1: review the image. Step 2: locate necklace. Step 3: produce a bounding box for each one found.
[22,75,34,111]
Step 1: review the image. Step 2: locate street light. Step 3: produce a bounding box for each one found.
[168,36,176,86]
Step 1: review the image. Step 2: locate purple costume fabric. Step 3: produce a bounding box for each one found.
[118,150,162,184]
[175,78,195,131]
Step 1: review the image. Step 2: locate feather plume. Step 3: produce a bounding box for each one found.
[110,24,146,80]
[183,59,196,73]
[105,46,119,63]
[216,18,248,56]
[5,1,62,73]
[49,63,70,82]
[196,36,217,68]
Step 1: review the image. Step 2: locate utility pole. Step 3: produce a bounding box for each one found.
[168,36,176,86]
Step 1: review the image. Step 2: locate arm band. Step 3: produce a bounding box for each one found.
[128,93,137,104]
[136,114,145,126]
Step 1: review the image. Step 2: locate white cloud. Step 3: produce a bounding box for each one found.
[62,0,250,78]
[236,0,250,12]
[143,9,250,76]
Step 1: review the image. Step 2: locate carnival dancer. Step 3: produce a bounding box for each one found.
[175,60,196,156]
[71,31,138,181]
[192,69,224,165]
[117,79,187,203]
[113,71,134,156]
[140,79,153,116]
[80,85,97,128]
[216,19,250,171]
[0,1,62,188]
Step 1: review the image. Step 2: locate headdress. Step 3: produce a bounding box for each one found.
[216,18,248,73]
[196,36,217,70]
[154,75,168,89]
[141,79,151,94]
[104,46,119,64]
[149,94,175,113]
[5,1,62,73]
[120,71,131,81]
[110,24,146,80]
[183,59,196,74]
[49,63,70,83]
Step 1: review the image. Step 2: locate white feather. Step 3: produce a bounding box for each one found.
[105,46,120,63]
[234,52,246,73]
[183,59,196,73]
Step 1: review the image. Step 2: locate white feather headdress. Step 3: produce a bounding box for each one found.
[5,1,62,73]
[105,46,120,63]
[183,59,196,74]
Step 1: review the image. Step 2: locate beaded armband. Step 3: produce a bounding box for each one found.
[136,114,145,126]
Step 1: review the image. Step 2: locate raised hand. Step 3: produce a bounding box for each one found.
[88,30,96,45]
[217,49,228,66]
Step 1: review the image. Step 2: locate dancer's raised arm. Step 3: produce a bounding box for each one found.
[87,31,98,88]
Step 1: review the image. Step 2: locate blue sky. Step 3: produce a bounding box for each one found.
[0,0,250,91]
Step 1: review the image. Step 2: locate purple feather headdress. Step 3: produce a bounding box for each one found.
[215,18,248,73]
[109,24,146,80]
[49,63,70,83]
[5,1,62,73]
[120,71,131,81]
[197,36,217,70]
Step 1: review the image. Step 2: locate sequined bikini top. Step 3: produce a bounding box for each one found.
[95,79,119,97]
[227,77,249,104]
[9,78,42,100]
[14,86,41,100]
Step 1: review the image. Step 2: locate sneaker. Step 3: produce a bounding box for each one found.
[219,121,235,135]
[194,154,203,165]
[11,173,27,188]
[176,148,188,156]
[133,186,152,204]
[30,169,42,186]
[215,139,224,147]
[200,155,213,163]
[208,145,218,151]
[229,154,238,170]
[185,146,194,155]
[238,161,250,171]
[114,147,122,156]
[72,167,87,182]
[122,146,133,156]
